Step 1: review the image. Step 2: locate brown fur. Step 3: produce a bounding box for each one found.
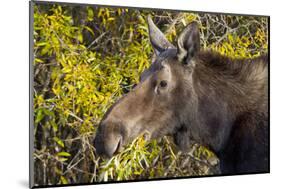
[94,19,269,175]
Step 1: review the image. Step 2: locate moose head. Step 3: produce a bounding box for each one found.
[93,16,203,157]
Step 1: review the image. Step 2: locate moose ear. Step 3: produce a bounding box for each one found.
[177,22,200,64]
[147,16,175,55]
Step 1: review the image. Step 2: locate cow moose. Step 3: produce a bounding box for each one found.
[94,16,269,174]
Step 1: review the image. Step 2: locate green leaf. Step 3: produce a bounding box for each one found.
[87,7,94,21]
[78,33,83,43]
[83,26,95,37]
[62,67,72,73]
[50,121,58,132]
[34,58,44,64]
[35,109,44,124]
[60,176,68,184]
[53,137,64,148]
[36,42,47,47]
[58,157,69,162]
[57,152,71,157]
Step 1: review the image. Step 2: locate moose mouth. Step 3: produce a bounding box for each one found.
[113,137,123,155]
[94,126,154,158]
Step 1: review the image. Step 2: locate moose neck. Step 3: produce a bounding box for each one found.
[188,51,268,153]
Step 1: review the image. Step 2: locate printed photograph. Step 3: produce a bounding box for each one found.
[30,1,269,187]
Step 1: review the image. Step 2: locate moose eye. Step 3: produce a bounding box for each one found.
[159,80,168,88]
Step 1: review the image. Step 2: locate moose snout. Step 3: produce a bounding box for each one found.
[93,121,125,158]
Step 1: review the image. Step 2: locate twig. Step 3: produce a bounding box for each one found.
[164,13,185,35]
[67,110,84,122]
[87,31,108,49]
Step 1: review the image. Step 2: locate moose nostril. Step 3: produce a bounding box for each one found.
[105,136,122,157]
[94,133,123,158]
[94,121,126,157]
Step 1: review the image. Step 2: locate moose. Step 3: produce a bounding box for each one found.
[94,16,269,174]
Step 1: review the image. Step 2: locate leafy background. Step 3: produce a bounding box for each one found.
[32,2,268,186]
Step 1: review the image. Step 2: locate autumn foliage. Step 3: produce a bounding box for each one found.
[32,3,268,186]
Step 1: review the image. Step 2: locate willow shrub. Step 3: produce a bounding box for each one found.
[33,4,268,185]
